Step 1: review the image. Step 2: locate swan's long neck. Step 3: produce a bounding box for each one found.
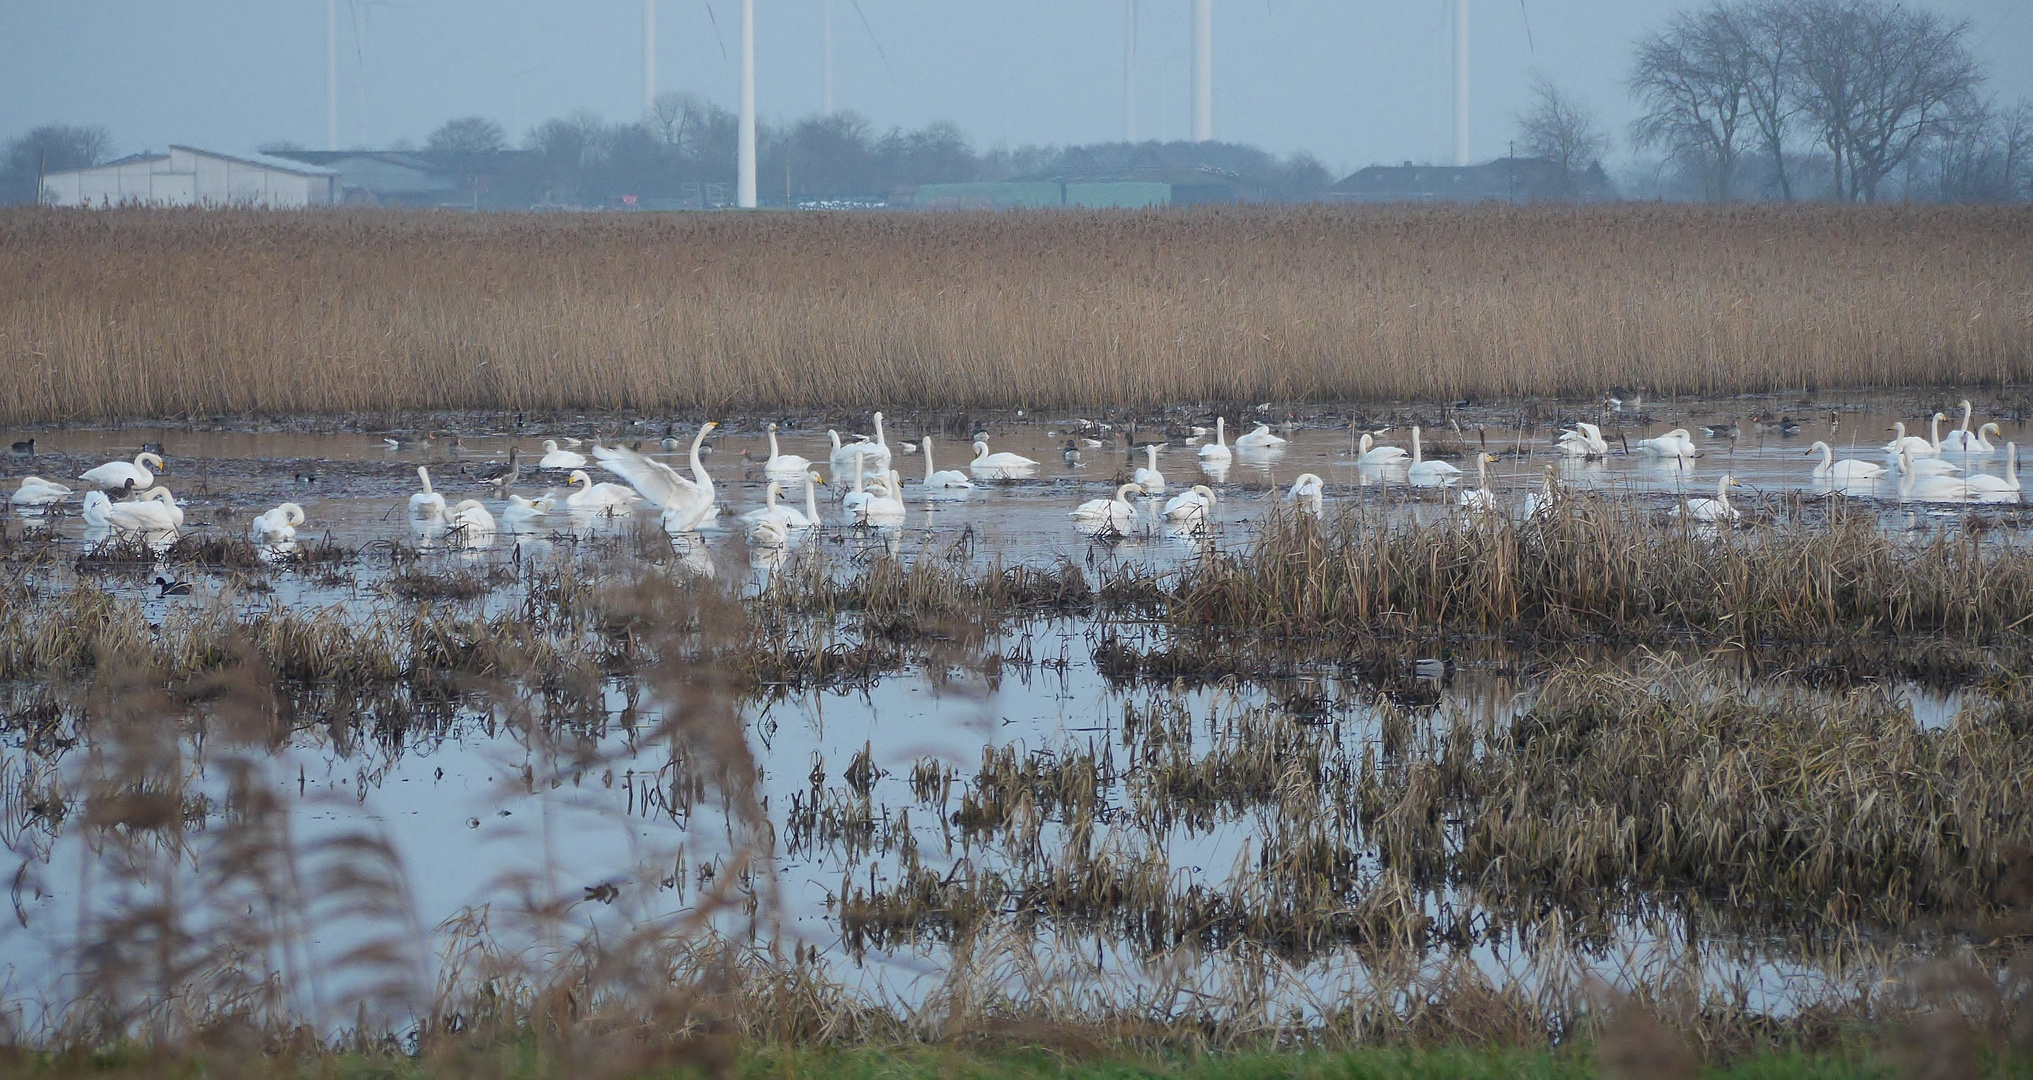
[923,438,936,479]
[418,466,434,494]
[1717,476,1731,502]
[805,476,821,522]
[2009,444,2020,488]
[853,455,865,494]
[690,428,713,490]
[1960,402,1973,434]
[1411,426,1424,465]
[1359,434,1373,455]
[1930,414,1944,450]
[1477,455,1489,489]
[1216,417,1225,448]
[1117,484,1139,504]
[769,428,783,459]
[874,414,887,448]
[1146,444,1158,470]
[1817,443,1832,473]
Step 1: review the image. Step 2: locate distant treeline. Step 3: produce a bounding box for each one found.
[3,0,2028,208]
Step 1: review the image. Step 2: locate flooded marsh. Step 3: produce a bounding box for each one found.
[3,395,2033,1060]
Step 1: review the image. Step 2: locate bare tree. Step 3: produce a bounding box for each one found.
[1788,0,1982,201]
[2,124,112,203]
[1517,77,1611,196]
[1630,5,1758,200]
[1737,1,1806,200]
[426,117,506,156]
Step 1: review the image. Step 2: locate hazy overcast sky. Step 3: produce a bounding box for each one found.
[4,1,2028,174]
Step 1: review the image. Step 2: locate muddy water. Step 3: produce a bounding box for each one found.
[0,393,2021,1021]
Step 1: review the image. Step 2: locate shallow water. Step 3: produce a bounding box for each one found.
[0,392,2021,1025]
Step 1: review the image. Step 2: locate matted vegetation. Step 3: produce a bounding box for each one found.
[1,204,2029,423]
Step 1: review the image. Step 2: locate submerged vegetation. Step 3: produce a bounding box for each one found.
[2,204,2030,423]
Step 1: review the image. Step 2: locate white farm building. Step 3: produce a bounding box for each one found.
[40,146,339,208]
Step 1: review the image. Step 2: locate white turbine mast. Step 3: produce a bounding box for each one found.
[643,0,657,124]
[1123,0,1137,141]
[1453,0,1470,166]
[738,0,756,207]
[326,0,339,150]
[1192,0,1212,142]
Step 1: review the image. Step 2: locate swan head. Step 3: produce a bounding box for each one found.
[768,422,779,433]
[568,469,591,487]
[1981,423,2002,439]
[139,486,177,504]
[1358,434,1374,453]
[279,502,305,524]
[1193,485,1216,500]
[543,440,560,452]
[138,452,165,472]
[973,440,991,457]
[1117,483,1145,500]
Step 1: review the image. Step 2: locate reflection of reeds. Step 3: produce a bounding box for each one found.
[3,205,2028,421]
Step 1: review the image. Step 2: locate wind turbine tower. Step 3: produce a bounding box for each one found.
[1453,0,1470,166]
[738,0,757,207]
[1192,0,1212,141]
[1123,0,1136,141]
[643,0,657,123]
[326,0,338,150]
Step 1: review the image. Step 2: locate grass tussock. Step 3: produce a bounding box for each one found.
[1,204,2029,422]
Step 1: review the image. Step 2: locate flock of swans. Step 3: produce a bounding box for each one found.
[5,399,2023,565]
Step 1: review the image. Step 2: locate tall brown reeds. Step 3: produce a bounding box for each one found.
[1,204,2028,422]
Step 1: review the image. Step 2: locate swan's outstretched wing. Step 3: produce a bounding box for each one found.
[595,444,700,510]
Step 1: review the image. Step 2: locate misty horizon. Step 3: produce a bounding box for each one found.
[4,0,2029,176]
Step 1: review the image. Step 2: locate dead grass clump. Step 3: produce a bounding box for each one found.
[5,205,2027,422]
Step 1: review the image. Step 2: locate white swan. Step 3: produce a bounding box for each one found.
[1132,444,1166,494]
[408,465,448,520]
[856,471,907,526]
[1943,422,2001,457]
[1556,422,1609,459]
[83,488,182,532]
[1355,433,1409,466]
[502,493,555,531]
[828,427,889,474]
[249,502,306,544]
[1072,483,1145,530]
[1636,429,1699,458]
[1883,421,1939,459]
[80,451,164,491]
[765,423,813,477]
[748,509,792,547]
[1288,473,1324,514]
[596,422,719,531]
[970,440,1039,474]
[539,440,587,470]
[1896,448,1977,502]
[1406,426,1463,486]
[920,437,974,489]
[448,498,496,533]
[1808,442,1886,482]
[565,469,642,512]
[1235,422,1287,451]
[1522,465,1561,519]
[1671,474,1739,522]
[1198,418,1232,464]
[1958,442,2019,498]
[9,476,70,507]
[1939,399,1979,452]
[1894,439,1961,477]
[743,473,822,532]
[841,454,873,516]
[1458,453,1500,513]
[1161,484,1218,525]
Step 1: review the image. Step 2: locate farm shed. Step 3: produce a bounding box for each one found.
[40,146,338,208]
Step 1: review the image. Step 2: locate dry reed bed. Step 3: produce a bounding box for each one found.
[1167,498,2033,647]
[2,205,2029,423]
